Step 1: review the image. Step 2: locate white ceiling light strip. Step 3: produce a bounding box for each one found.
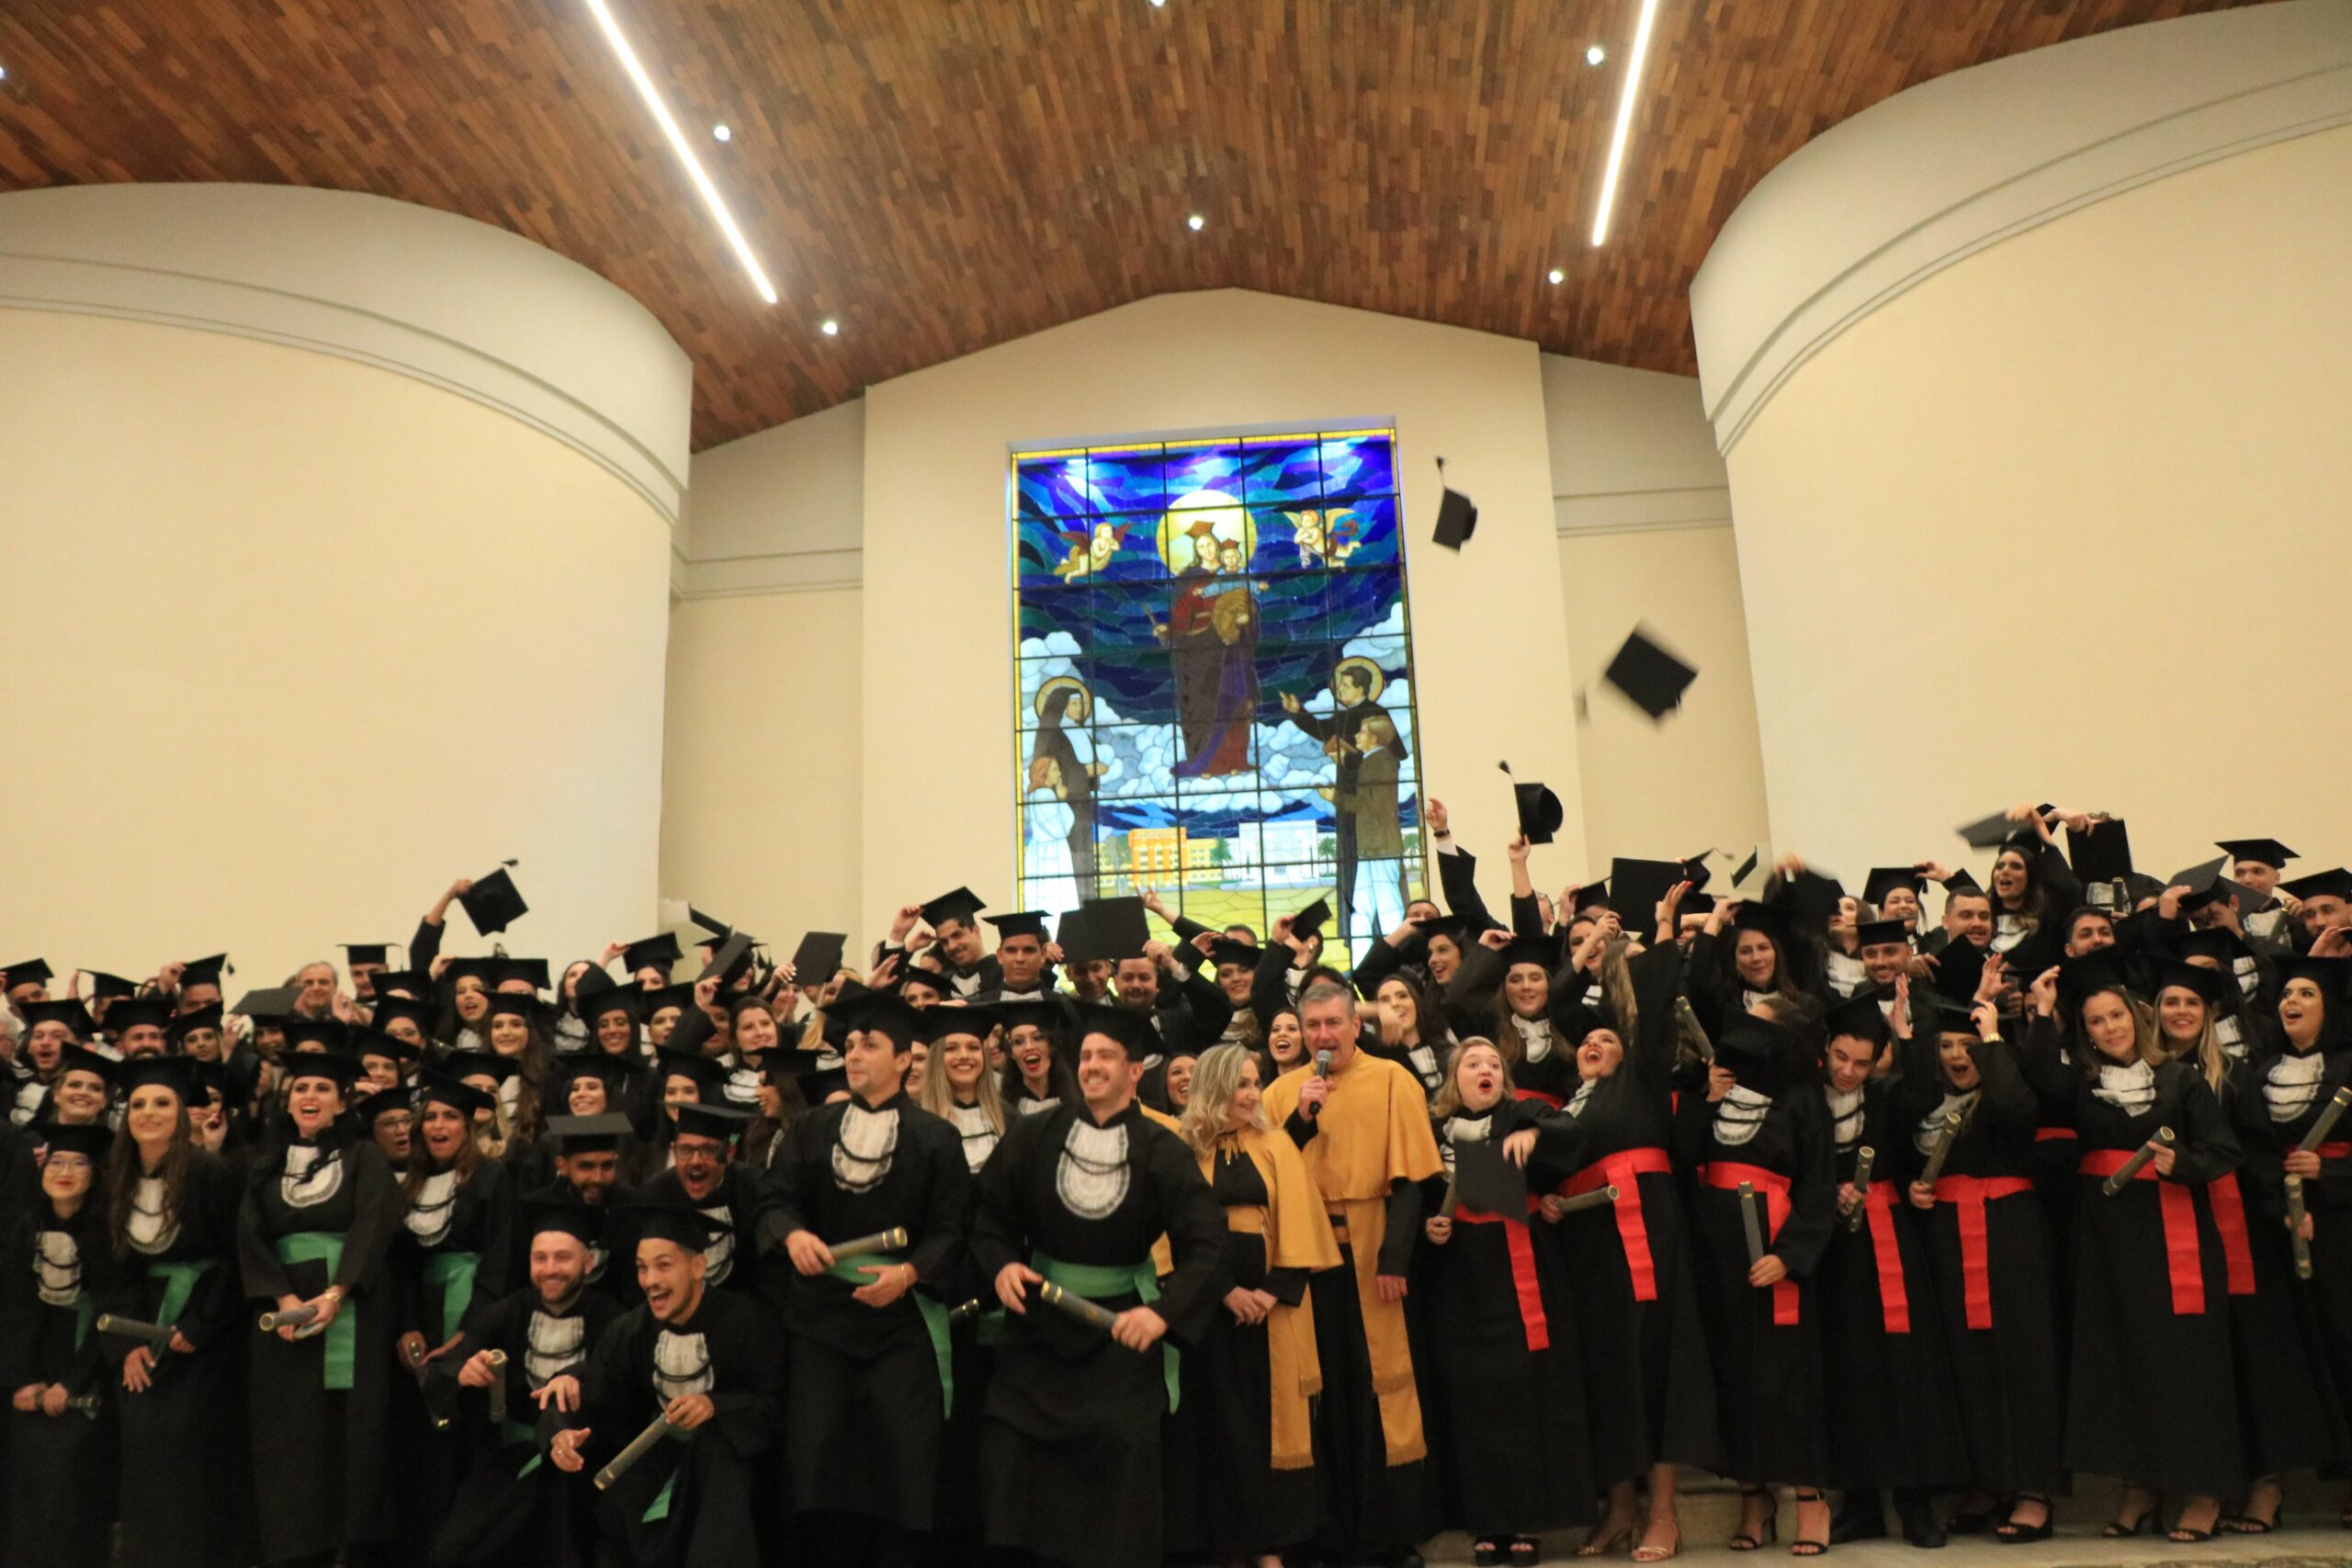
[1589,0,1663,247]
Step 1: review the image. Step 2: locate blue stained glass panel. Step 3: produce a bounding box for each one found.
[1325,494,1401,568]
[1017,583,1089,647]
[1091,725,1182,798]
[1089,446,1168,513]
[1087,650,1182,726]
[1084,581,1172,651]
[1240,438,1323,506]
[1017,452,1096,524]
[1318,433,1396,502]
[1252,572,1330,649]
[1163,441,1245,503]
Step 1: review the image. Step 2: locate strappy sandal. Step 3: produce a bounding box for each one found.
[2105,1486,2155,1538]
[1729,1488,1776,1551]
[2168,1498,2222,1543]
[2222,1480,2284,1533]
[1576,1519,1635,1557]
[1509,1539,1542,1567]
[1631,1522,1680,1563]
[1993,1494,2052,1544]
[1791,1490,1830,1557]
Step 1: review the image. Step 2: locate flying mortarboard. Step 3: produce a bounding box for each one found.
[1497,760,1564,846]
[1290,897,1332,942]
[457,864,528,936]
[1430,457,1479,550]
[2065,818,2133,884]
[1600,626,1698,721]
[1956,807,2051,852]
[688,906,734,944]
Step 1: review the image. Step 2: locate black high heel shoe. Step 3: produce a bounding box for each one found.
[1993,1495,2052,1545]
[1730,1489,1776,1552]
[1792,1490,1831,1557]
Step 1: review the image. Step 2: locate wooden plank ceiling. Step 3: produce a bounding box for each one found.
[0,0,2270,449]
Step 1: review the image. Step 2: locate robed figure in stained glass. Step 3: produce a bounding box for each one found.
[1156,507,1259,779]
[1027,679,1104,902]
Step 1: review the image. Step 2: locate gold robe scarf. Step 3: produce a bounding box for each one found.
[1197,1122,1340,1469]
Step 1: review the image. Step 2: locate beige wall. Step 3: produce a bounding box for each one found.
[0,309,673,979]
[661,587,865,944]
[1723,125,2352,877]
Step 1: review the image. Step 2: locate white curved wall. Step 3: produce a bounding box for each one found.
[0,186,684,979]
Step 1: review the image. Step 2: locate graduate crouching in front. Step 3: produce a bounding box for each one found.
[548,1202,784,1568]
[972,1001,1227,1568]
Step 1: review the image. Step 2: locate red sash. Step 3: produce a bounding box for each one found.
[1931,1175,2034,1328]
[2319,1142,2352,1160]
[2204,1172,2255,1296]
[1697,1161,1800,1325]
[1454,1199,1550,1351]
[1564,1147,1673,1302]
[1515,1088,1563,1109]
[1856,1184,1911,1335]
[2033,1126,2078,1143]
[2078,1148,2205,1315]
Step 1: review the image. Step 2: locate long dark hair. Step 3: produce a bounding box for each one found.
[402,1098,484,1201]
[107,1100,193,1258]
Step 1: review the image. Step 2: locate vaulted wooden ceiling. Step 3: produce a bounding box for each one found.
[0,0,2268,449]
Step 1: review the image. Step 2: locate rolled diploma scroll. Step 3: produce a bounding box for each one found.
[2099,1126,2177,1197]
[1845,1146,1876,1234]
[595,1416,685,1491]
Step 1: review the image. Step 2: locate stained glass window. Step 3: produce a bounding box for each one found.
[1011,428,1427,966]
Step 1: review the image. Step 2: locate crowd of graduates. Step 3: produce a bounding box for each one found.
[4,795,2352,1568]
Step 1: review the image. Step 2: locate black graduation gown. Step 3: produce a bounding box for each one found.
[1544,944,1722,1486]
[1814,1080,1969,1492]
[571,1290,784,1568]
[2222,1038,2350,1479]
[767,1089,970,1529]
[2020,1018,2245,1496]
[0,1205,115,1568]
[1417,1099,1597,1537]
[1163,1140,1323,1560]
[426,1283,623,1568]
[1889,1033,2064,1496]
[96,1149,254,1568]
[237,1129,403,1563]
[1671,1069,1836,1485]
[631,1163,786,1320]
[969,1100,1227,1568]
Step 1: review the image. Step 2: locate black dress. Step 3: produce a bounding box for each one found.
[392,1158,516,1564]
[237,1128,404,1563]
[96,1149,255,1568]
[0,1203,116,1568]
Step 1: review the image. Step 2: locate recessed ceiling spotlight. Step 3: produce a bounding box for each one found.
[1548,268,1565,285]
[1149,0,1167,7]
[1187,214,1205,231]
[820,319,840,336]
[1586,44,1605,65]
[712,123,731,141]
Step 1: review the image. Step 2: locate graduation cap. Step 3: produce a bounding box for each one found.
[119,1054,198,1104]
[280,1051,364,1091]
[2065,818,2133,884]
[2217,838,2297,871]
[415,1070,493,1120]
[620,933,684,978]
[1607,858,1687,928]
[1730,847,1761,888]
[2176,927,2253,968]
[1493,759,1566,846]
[630,1201,722,1253]
[458,864,527,935]
[1957,811,2021,851]
[1714,1015,1797,1095]
[1208,937,1263,971]
[2281,868,2352,905]
[1928,994,1990,1039]
[445,1051,521,1086]
[1777,867,1846,928]
[545,1112,633,1154]
[673,1101,752,1142]
[2278,954,2352,999]
[165,1003,224,1042]
[572,969,637,1019]
[2149,959,2233,1010]
[1451,1138,1530,1215]
[352,1026,418,1064]
[897,965,959,1001]
[368,995,436,1040]
[921,1003,1003,1044]
[341,942,398,970]
[1568,880,1611,913]
[1430,457,1479,551]
[2,958,52,990]
[555,1055,636,1100]
[1941,868,1984,897]
[58,1044,119,1087]
[2168,855,2233,914]
[1731,899,1797,949]
[285,1016,353,1053]
[496,957,553,993]
[1066,896,1151,964]
[982,912,1051,941]
[1290,897,1332,942]
[178,954,232,990]
[18,998,93,1038]
[996,998,1069,1043]
[643,982,697,1019]
[1600,626,1698,721]
[834,989,924,1048]
[919,886,987,931]
[2055,949,2132,1007]
[1679,892,1718,924]
[1928,940,1993,1001]
[1500,933,1559,971]
[229,985,301,1021]
[688,906,734,945]
[655,1046,726,1095]
[698,932,757,987]
[88,971,141,1003]
[1861,867,1924,907]
[1823,989,1892,1043]
[789,931,848,985]
[37,1122,113,1162]
[103,996,173,1036]
[368,969,432,999]
[483,989,542,1022]
[1678,852,1715,896]
[1853,918,1910,950]
[1072,1001,1159,1060]
[522,1197,605,1247]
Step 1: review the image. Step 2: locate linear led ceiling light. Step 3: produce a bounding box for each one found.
[1589,0,1663,247]
[580,0,778,303]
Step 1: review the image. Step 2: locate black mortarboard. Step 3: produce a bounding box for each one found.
[369,995,435,1039]
[2176,927,2253,967]
[495,957,552,992]
[1208,937,1263,971]
[996,999,1069,1043]
[523,1197,605,1247]
[1678,852,1715,895]
[1861,867,1924,907]
[982,911,1051,941]
[897,965,959,1000]
[178,954,231,989]
[457,865,527,935]
[1500,934,1558,972]
[231,985,303,1021]
[119,1054,197,1104]
[1731,899,1797,950]
[922,1004,1003,1044]
[2,958,53,989]
[2056,949,2132,1006]
[557,1055,636,1100]
[1291,897,1332,942]
[1431,482,1478,550]
[1928,994,1989,1038]
[1778,867,1846,927]
[574,975,639,1025]
[1497,760,1564,846]
[1069,896,1151,964]
[688,906,734,944]
[368,969,431,999]
[2278,954,2352,998]
[673,1101,752,1142]
[1072,1001,1159,1060]
[1714,1015,1795,1094]
[1929,940,1992,1001]
[2066,818,2133,884]
[1853,918,1910,949]
[1601,626,1698,721]
[919,886,987,931]
[353,1026,418,1064]
[280,1051,364,1091]
[1956,811,2023,851]
[1823,989,1892,1043]
[38,1122,113,1161]
[2217,839,2297,870]
[545,1112,633,1154]
[19,998,93,1038]
[342,942,397,968]
[59,1045,118,1087]
[655,1047,725,1095]
[836,990,924,1049]
[415,1070,493,1120]
[2150,959,2232,1009]
[789,931,848,984]
[284,1016,351,1052]
[2169,855,2233,913]
[698,933,757,987]
[88,972,141,1002]
[1452,1137,1530,1215]
[445,1051,520,1086]
[1608,858,1686,928]
[645,982,697,1018]
[1942,868,1984,897]
[1731,847,1761,888]
[621,933,684,977]
[1679,892,1719,923]
[103,997,172,1036]
[2281,868,2352,904]
[483,990,541,1024]
[165,1003,223,1042]
[630,1201,720,1252]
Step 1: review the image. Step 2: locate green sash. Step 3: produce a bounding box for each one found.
[73,1296,93,1353]
[825,1253,954,1415]
[274,1232,356,1391]
[1033,1251,1179,1412]
[148,1257,215,1334]
[423,1250,480,1343]
[502,1417,542,1478]
[640,1426,694,1522]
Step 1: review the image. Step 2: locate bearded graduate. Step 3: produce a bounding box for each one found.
[235,1045,404,1567]
[428,1199,623,1568]
[1166,1043,1340,1567]
[1260,980,1446,1568]
[548,1202,783,1568]
[1671,1009,1837,1555]
[771,990,971,1566]
[0,1120,116,1568]
[96,1055,254,1568]
[970,1001,1227,1568]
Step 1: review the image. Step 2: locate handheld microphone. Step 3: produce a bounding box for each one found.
[1306,1049,1333,1118]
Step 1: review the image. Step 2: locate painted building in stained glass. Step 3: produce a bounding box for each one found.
[1011,428,1427,964]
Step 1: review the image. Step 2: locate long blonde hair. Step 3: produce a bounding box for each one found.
[2150,988,2229,1095]
[1428,1037,1513,1119]
[1181,1043,1265,1157]
[916,1025,1006,1134]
